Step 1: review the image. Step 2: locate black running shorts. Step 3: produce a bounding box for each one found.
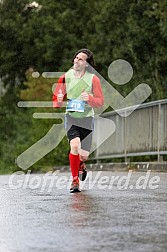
[65,114,94,152]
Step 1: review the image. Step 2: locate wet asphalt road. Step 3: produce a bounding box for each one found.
[0,170,167,252]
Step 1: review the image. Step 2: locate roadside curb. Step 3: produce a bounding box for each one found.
[53,162,167,173]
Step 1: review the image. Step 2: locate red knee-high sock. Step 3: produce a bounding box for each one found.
[69,152,80,178]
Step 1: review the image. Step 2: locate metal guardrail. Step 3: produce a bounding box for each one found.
[93,99,167,162]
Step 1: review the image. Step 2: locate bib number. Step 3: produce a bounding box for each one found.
[67,99,85,112]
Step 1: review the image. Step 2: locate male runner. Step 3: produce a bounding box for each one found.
[53,49,104,192]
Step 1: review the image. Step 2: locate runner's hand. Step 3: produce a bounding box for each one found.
[81,89,89,101]
[57,89,64,103]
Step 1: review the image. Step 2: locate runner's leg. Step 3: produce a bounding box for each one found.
[69,137,80,178]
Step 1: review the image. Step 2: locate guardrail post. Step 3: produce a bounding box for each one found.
[157,102,162,162]
[124,111,127,163]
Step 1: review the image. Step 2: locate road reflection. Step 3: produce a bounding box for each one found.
[68,191,100,227]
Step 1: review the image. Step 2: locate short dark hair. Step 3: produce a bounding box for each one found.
[72,48,95,73]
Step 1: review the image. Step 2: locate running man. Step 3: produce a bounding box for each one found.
[53,49,104,192]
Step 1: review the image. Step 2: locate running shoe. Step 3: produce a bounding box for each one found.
[79,162,87,181]
[70,176,80,193]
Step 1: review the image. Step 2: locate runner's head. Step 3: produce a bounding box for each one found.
[72,49,95,72]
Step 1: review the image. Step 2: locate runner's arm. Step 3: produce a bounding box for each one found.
[52,75,67,108]
[87,75,104,108]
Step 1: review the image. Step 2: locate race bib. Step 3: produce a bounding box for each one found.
[66,99,85,112]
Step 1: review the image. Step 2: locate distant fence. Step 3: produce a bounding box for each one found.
[93,99,167,162]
